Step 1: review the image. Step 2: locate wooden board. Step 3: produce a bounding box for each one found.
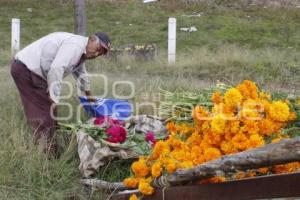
[112,172,300,200]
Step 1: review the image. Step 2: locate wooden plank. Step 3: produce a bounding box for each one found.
[111,172,300,200]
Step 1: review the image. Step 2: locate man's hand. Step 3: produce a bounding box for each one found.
[86,95,96,103]
[85,91,96,103]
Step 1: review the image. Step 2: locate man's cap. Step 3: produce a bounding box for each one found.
[94,32,111,53]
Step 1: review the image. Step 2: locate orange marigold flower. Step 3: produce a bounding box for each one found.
[191,146,205,164]
[268,101,290,122]
[258,167,269,174]
[259,118,276,136]
[208,176,226,183]
[246,171,257,177]
[186,132,202,146]
[224,131,234,141]
[242,121,260,136]
[224,88,243,107]
[220,140,237,154]
[234,172,246,180]
[203,147,221,162]
[240,99,264,120]
[192,105,209,121]
[249,134,265,148]
[161,157,177,173]
[229,120,240,134]
[129,194,139,200]
[236,80,258,99]
[204,131,222,145]
[169,138,185,150]
[178,123,193,135]
[132,158,150,178]
[151,141,170,160]
[123,177,140,188]
[138,178,154,195]
[220,103,237,116]
[272,162,300,174]
[166,122,176,133]
[199,140,212,150]
[178,161,194,169]
[151,162,163,178]
[232,133,249,151]
[212,91,223,104]
[193,156,206,165]
[199,176,226,184]
[170,149,189,161]
[211,114,226,135]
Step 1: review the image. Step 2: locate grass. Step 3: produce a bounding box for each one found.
[0,0,300,199]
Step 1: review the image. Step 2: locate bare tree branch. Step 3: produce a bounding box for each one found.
[158,137,300,186]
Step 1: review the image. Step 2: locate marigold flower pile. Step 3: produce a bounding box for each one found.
[124,80,300,197]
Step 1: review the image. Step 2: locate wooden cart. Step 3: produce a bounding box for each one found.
[112,172,300,200]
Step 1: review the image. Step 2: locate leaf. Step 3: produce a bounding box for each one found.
[133,133,146,142]
[122,141,137,148]
[131,141,151,155]
[58,122,77,130]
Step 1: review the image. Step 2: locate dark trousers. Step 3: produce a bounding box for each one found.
[10,60,57,147]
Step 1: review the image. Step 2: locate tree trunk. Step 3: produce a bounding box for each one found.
[157,137,300,186]
[74,0,87,36]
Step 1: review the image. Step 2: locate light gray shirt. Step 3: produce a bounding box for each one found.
[15,32,91,103]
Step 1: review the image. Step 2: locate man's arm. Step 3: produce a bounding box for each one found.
[47,43,82,103]
[72,63,96,102]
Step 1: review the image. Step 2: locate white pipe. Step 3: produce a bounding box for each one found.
[168,17,176,64]
[11,18,20,56]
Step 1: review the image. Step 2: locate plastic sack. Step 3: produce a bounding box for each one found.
[79,96,132,120]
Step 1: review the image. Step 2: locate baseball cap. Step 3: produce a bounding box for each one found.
[94,32,111,54]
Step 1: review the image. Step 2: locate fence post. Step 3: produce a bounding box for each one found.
[168,17,176,64]
[74,0,87,36]
[11,18,20,56]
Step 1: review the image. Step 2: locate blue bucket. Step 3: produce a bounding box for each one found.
[79,97,132,120]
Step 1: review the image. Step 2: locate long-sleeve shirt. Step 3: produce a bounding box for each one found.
[15,32,90,103]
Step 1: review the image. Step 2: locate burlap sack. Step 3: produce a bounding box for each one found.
[77,115,166,177]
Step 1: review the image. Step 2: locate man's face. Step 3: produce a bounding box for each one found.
[85,37,107,59]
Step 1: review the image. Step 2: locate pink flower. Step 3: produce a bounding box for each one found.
[105,126,127,143]
[145,132,157,147]
[145,132,156,143]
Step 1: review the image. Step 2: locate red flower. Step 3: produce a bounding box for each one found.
[105,126,127,143]
[94,117,106,126]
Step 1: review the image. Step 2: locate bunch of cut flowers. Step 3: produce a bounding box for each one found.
[60,116,167,155]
